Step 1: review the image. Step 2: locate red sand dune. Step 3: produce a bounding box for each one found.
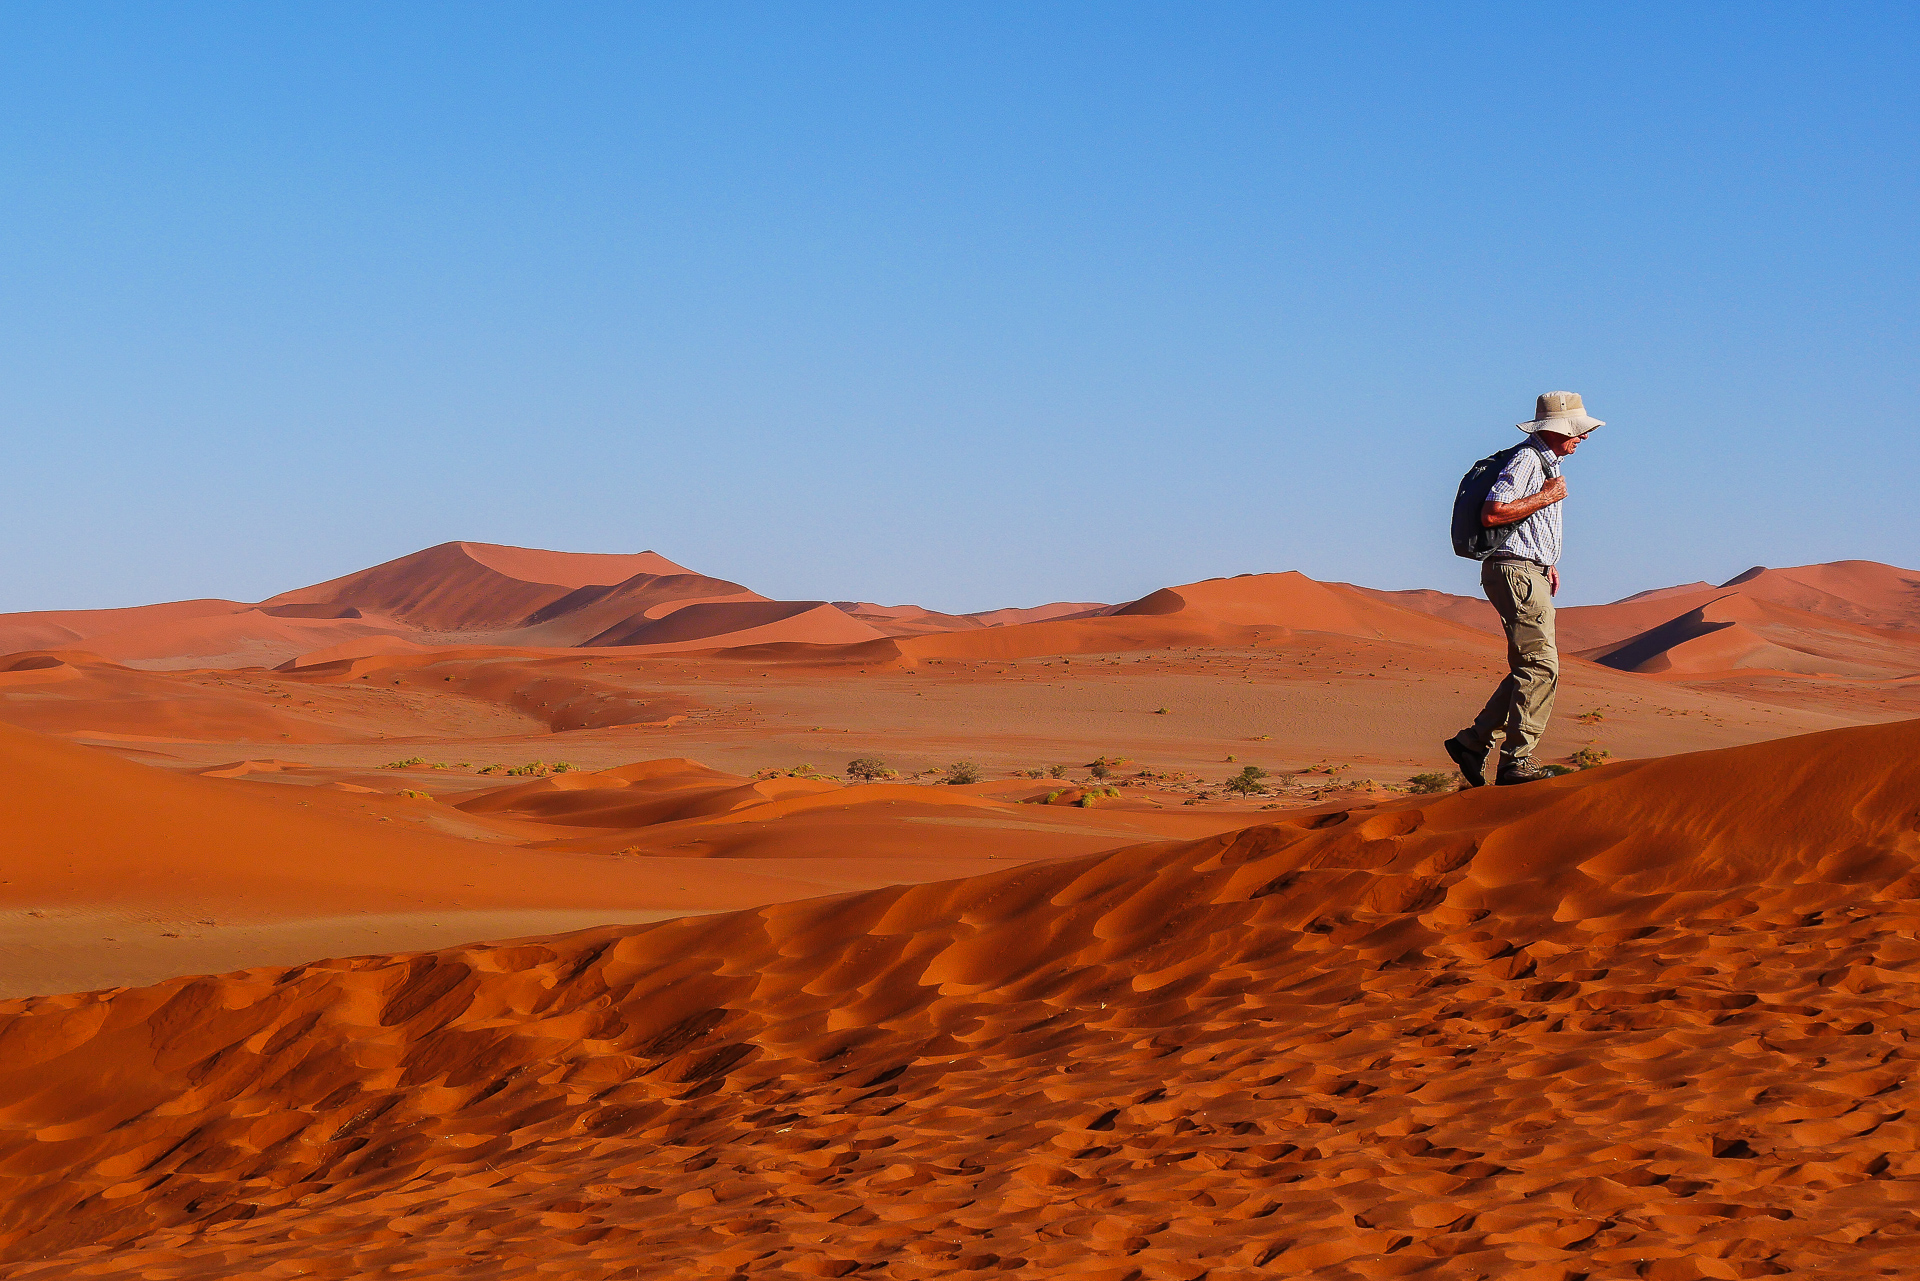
[4,720,1920,1276]
[0,599,247,656]
[1357,561,1920,659]
[500,572,768,647]
[1720,560,1920,630]
[1583,593,1920,678]
[0,718,688,918]
[587,600,889,650]
[454,758,1257,863]
[889,571,1494,662]
[263,542,693,632]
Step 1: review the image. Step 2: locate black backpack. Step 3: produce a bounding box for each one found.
[1451,443,1527,560]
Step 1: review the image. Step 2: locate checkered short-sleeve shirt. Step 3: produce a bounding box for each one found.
[1486,435,1563,566]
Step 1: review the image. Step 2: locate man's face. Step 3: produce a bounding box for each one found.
[1541,431,1583,458]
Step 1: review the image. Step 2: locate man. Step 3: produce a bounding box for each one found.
[1444,390,1603,786]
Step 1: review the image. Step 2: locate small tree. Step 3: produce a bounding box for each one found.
[1047,764,1069,779]
[1406,771,1459,795]
[1088,761,1113,780]
[846,757,895,782]
[944,761,984,785]
[1223,765,1269,795]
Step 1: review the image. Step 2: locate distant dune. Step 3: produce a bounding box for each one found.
[3,546,1913,681]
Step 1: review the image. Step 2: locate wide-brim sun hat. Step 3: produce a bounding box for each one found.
[1518,389,1604,436]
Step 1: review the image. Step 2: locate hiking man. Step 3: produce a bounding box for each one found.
[1444,391,1603,786]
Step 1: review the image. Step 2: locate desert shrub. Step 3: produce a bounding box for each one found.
[846,757,895,782]
[1576,709,1606,725]
[397,788,430,800]
[1088,761,1112,780]
[1076,787,1121,808]
[759,764,831,780]
[1406,771,1459,795]
[505,761,575,778]
[382,757,427,769]
[1047,764,1069,779]
[1570,747,1612,769]
[1224,765,1270,795]
[1154,706,1169,714]
[944,761,984,785]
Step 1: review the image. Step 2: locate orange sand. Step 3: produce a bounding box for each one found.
[2,721,1919,1276]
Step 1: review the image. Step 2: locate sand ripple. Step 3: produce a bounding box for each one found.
[1,721,1918,1278]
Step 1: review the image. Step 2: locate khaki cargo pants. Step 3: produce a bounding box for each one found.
[1464,558,1558,763]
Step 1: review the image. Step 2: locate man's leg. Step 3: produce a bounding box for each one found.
[1497,562,1559,764]
[1447,560,1524,784]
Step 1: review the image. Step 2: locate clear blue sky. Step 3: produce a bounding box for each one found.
[4,2,1914,614]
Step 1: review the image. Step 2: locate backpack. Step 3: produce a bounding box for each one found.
[1451,443,1527,560]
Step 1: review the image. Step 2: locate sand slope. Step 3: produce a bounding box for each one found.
[5,719,1920,1276]
[586,600,890,650]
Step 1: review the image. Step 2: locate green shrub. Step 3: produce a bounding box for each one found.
[382,756,427,769]
[504,761,576,778]
[1223,765,1269,796]
[1570,747,1612,769]
[1047,764,1069,779]
[1088,761,1112,780]
[846,757,896,782]
[944,761,984,785]
[1406,771,1459,795]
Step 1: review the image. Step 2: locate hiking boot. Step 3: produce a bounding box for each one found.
[1443,735,1488,788]
[1496,757,1555,786]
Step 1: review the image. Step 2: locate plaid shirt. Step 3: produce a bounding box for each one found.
[1487,434,1563,567]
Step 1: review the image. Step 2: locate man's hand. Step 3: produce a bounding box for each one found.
[1481,475,1569,528]
[1548,566,1560,596]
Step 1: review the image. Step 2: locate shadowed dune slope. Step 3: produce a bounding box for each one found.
[264,542,691,632]
[5,720,1920,1277]
[588,600,889,650]
[502,573,767,647]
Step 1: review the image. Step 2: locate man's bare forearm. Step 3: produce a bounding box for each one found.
[1481,477,1566,528]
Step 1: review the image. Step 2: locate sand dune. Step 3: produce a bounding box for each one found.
[588,600,890,650]
[878,571,1493,664]
[1584,592,1920,678]
[0,599,248,656]
[834,600,1110,637]
[263,541,693,632]
[0,722,1277,996]
[501,572,768,647]
[4,720,1920,1275]
[1719,560,1920,630]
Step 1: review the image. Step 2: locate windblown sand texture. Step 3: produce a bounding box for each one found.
[2,722,1919,1278]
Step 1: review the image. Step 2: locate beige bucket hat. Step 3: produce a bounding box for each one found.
[1518,390,1604,437]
